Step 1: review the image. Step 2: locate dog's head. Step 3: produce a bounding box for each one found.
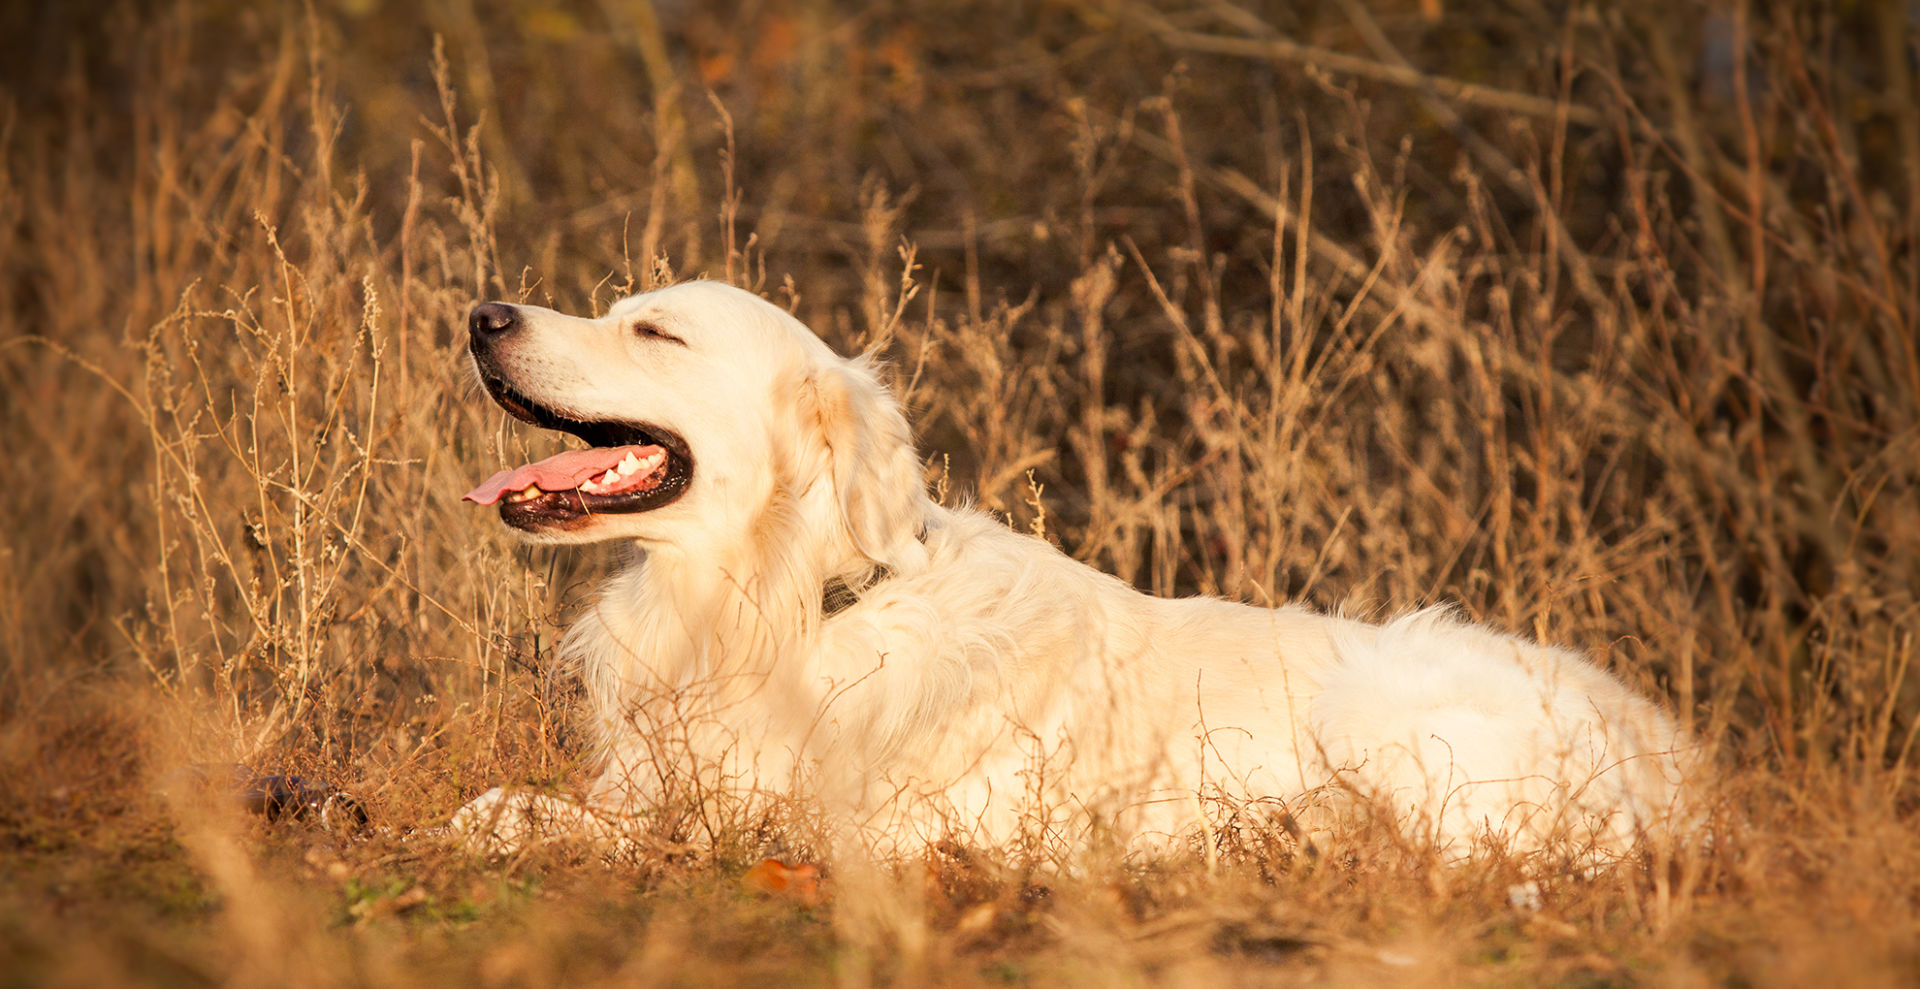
[463,281,926,569]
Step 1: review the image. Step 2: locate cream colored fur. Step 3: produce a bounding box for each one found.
[452,280,1698,861]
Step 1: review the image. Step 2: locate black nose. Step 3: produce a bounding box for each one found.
[468,302,519,340]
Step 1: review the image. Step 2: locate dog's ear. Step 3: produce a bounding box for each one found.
[801,359,926,566]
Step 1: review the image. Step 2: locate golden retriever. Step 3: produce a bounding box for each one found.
[452,280,1698,861]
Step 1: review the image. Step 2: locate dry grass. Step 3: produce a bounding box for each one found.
[2,1,1917,984]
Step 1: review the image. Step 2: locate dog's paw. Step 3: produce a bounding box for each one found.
[451,787,643,857]
[450,787,562,856]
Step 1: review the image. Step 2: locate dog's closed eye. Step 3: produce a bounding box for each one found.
[632,321,687,346]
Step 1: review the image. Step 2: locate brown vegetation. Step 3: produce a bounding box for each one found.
[2,1,1917,984]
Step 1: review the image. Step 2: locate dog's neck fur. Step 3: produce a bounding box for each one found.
[564,477,929,766]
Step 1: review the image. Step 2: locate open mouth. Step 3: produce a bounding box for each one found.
[464,366,693,530]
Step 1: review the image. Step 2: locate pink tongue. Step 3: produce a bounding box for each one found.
[463,445,662,505]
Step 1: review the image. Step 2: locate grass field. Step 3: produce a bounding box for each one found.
[3,1,1918,984]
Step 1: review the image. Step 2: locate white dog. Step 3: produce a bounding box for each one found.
[453,280,1697,861]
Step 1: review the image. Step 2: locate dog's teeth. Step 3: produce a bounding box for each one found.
[519,485,540,500]
[580,479,600,493]
[619,452,641,474]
